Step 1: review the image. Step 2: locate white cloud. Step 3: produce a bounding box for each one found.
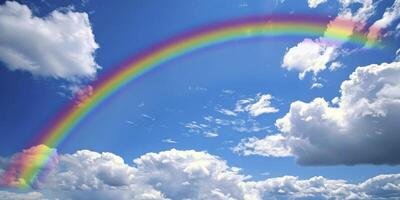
[40,149,166,200]
[185,121,219,138]
[358,174,400,198]
[0,145,58,188]
[204,131,219,138]
[232,121,270,133]
[133,149,248,199]
[233,134,292,157]
[334,0,376,25]
[2,146,400,199]
[125,120,135,125]
[307,0,327,8]
[236,61,400,165]
[161,139,177,144]
[0,191,47,200]
[329,61,343,71]
[142,114,155,121]
[0,1,99,81]
[221,89,235,94]
[310,82,324,89]
[282,39,337,79]
[235,93,279,117]
[216,108,237,116]
[396,48,400,61]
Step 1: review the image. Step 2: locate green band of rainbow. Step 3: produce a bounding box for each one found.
[1,15,382,188]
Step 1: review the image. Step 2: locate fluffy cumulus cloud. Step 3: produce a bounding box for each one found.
[236,61,400,165]
[0,145,58,188]
[43,150,166,200]
[248,174,400,199]
[282,39,337,80]
[133,149,249,200]
[1,146,400,199]
[0,1,99,81]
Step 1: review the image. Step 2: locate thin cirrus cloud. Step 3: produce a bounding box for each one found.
[1,145,400,200]
[184,93,277,137]
[0,1,99,81]
[161,138,177,144]
[235,60,400,165]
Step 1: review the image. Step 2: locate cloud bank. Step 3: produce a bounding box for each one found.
[236,61,400,165]
[1,146,400,199]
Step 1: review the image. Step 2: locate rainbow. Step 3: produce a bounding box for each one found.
[1,14,382,188]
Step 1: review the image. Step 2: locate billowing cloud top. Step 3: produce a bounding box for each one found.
[1,145,400,200]
[236,60,400,165]
[0,1,99,81]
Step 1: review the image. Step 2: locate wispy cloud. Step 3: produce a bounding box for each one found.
[141,114,155,121]
[216,108,237,116]
[184,93,277,137]
[162,139,177,144]
[187,86,208,92]
[221,89,235,94]
[204,131,219,138]
[235,94,279,117]
[185,121,218,138]
[125,120,135,125]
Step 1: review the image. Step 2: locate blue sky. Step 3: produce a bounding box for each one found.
[1,0,400,199]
